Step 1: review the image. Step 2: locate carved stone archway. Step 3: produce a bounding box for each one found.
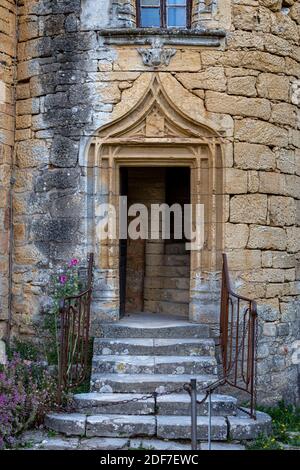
[86,74,224,328]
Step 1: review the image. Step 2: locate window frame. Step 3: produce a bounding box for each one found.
[136,0,192,29]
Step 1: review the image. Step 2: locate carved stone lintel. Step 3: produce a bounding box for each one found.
[138,38,176,68]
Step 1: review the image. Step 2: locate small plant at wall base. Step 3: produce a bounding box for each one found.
[44,258,82,366]
[247,401,300,450]
[0,354,58,449]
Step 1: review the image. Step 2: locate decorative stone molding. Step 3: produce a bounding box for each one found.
[86,73,224,324]
[97,27,226,47]
[137,39,176,68]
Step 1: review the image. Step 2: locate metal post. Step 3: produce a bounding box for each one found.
[191,379,198,451]
[208,390,212,450]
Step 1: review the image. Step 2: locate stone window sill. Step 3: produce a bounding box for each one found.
[97,28,226,47]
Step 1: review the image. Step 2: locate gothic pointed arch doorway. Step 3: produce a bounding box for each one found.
[85,74,224,329]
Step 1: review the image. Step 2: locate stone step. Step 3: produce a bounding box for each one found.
[86,415,156,438]
[92,355,218,375]
[74,393,154,416]
[81,437,192,451]
[157,415,228,441]
[146,254,189,267]
[19,431,245,450]
[145,265,190,277]
[156,393,237,417]
[164,254,190,266]
[91,373,217,393]
[144,276,190,290]
[74,392,237,416]
[165,243,187,255]
[144,288,189,303]
[99,322,209,339]
[228,409,272,440]
[143,300,189,316]
[93,337,215,356]
[45,408,271,441]
[45,413,86,436]
[45,413,227,440]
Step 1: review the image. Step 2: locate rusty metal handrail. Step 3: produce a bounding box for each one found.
[220,253,258,419]
[57,253,94,402]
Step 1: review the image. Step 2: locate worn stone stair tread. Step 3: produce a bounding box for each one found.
[78,437,130,450]
[228,409,272,440]
[96,320,209,339]
[46,413,229,440]
[80,437,191,450]
[200,442,245,450]
[129,438,192,450]
[45,413,86,436]
[19,432,246,451]
[37,437,80,450]
[157,393,237,408]
[74,392,155,415]
[164,254,190,266]
[144,276,190,290]
[92,354,217,375]
[91,372,218,393]
[164,243,188,254]
[74,392,237,416]
[157,415,228,440]
[86,414,156,437]
[93,337,215,356]
[144,288,190,304]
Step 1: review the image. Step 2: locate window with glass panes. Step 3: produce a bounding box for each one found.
[137,0,191,28]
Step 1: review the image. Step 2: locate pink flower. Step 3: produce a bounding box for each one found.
[59,275,67,284]
[69,258,79,267]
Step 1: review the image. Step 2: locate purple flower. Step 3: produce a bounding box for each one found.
[59,275,67,284]
[69,258,79,267]
[0,354,58,449]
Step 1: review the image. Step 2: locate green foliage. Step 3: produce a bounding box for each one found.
[41,311,59,365]
[247,434,283,450]
[247,401,300,450]
[72,340,94,394]
[257,400,299,444]
[43,258,84,367]
[7,338,40,362]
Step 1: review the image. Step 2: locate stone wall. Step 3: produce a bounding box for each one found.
[0,0,16,344]
[5,0,300,403]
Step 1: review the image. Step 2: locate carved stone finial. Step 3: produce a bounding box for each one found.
[138,38,176,68]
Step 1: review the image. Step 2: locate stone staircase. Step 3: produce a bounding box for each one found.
[144,242,190,317]
[44,316,272,450]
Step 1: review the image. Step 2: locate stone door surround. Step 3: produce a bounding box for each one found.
[85,74,224,323]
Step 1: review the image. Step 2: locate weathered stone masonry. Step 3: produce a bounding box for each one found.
[0,0,16,345]
[0,0,299,404]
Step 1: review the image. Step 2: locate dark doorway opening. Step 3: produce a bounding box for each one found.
[119,166,191,318]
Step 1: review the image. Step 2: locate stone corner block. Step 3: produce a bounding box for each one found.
[44,413,86,436]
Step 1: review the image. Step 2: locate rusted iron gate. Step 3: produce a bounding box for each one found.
[57,253,94,402]
[220,253,258,419]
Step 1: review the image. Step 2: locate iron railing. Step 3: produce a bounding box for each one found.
[220,253,258,418]
[57,253,94,402]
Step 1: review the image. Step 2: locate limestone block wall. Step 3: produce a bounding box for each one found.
[0,0,16,341]
[6,0,300,403]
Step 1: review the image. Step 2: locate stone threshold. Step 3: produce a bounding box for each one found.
[96,28,226,47]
